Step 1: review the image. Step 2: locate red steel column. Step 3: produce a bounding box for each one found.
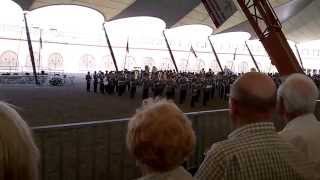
[236,0,303,75]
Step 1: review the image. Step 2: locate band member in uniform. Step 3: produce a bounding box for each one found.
[152,79,162,98]
[130,76,137,99]
[203,79,211,106]
[166,78,176,100]
[99,72,105,94]
[93,71,98,93]
[85,72,92,92]
[224,80,231,101]
[210,78,216,99]
[195,78,202,103]
[142,74,150,100]
[179,77,188,104]
[117,76,126,96]
[104,74,109,94]
[159,79,166,97]
[110,75,116,94]
[190,79,198,108]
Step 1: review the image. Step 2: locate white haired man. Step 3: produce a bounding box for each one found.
[278,73,320,179]
[195,72,314,180]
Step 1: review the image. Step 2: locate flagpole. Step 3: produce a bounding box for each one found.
[23,12,39,85]
[123,53,128,70]
[245,41,261,72]
[102,22,119,72]
[295,44,304,70]
[123,37,129,70]
[38,28,42,72]
[186,48,191,72]
[208,37,223,72]
[162,30,179,73]
[231,48,238,72]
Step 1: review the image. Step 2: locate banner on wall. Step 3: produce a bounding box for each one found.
[201,0,237,27]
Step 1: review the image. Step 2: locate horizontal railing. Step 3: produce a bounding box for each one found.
[32,109,232,180]
[32,109,230,131]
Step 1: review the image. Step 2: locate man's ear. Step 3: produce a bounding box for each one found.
[229,98,238,116]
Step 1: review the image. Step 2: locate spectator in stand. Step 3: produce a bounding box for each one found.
[195,72,314,180]
[0,102,39,180]
[126,99,195,180]
[278,73,320,179]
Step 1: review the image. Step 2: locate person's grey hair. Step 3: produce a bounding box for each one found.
[278,73,319,114]
[0,101,39,180]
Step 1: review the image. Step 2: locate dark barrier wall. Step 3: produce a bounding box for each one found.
[32,104,320,180]
[32,109,232,180]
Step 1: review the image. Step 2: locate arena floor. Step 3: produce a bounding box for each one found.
[0,83,228,127]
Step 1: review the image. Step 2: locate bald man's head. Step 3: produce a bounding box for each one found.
[230,72,277,114]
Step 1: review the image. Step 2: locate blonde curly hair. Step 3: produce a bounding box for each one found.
[127,99,195,172]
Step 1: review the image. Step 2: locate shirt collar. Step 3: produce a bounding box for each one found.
[228,122,276,139]
[285,113,318,129]
[138,167,186,180]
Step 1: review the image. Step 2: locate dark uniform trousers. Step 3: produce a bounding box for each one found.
[203,88,210,106]
[93,81,98,93]
[191,89,198,108]
[179,89,187,104]
[142,87,149,100]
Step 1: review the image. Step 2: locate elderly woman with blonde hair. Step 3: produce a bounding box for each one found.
[127,99,196,180]
[0,101,39,180]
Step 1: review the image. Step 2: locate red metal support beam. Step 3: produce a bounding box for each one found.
[236,0,303,75]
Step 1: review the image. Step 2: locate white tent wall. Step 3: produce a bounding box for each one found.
[1,1,320,74]
[1,33,320,74]
[3,1,320,75]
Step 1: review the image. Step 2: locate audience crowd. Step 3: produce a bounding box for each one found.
[127,72,320,180]
[1,68,320,179]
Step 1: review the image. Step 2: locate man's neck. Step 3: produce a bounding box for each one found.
[287,112,309,122]
[235,114,272,127]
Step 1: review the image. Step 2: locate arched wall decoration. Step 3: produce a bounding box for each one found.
[197,58,206,71]
[101,55,114,70]
[239,61,249,73]
[48,52,64,71]
[160,58,173,70]
[226,60,233,70]
[79,54,96,71]
[25,51,41,67]
[210,60,220,72]
[179,58,188,71]
[124,56,136,70]
[0,50,19,70]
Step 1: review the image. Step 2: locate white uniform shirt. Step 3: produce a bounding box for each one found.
[279,113,320,179]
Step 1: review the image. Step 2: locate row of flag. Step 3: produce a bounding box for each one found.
[125,39,198,58]
[39,35,198,58]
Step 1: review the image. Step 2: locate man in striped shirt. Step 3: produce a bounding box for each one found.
[195,72,314,180]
